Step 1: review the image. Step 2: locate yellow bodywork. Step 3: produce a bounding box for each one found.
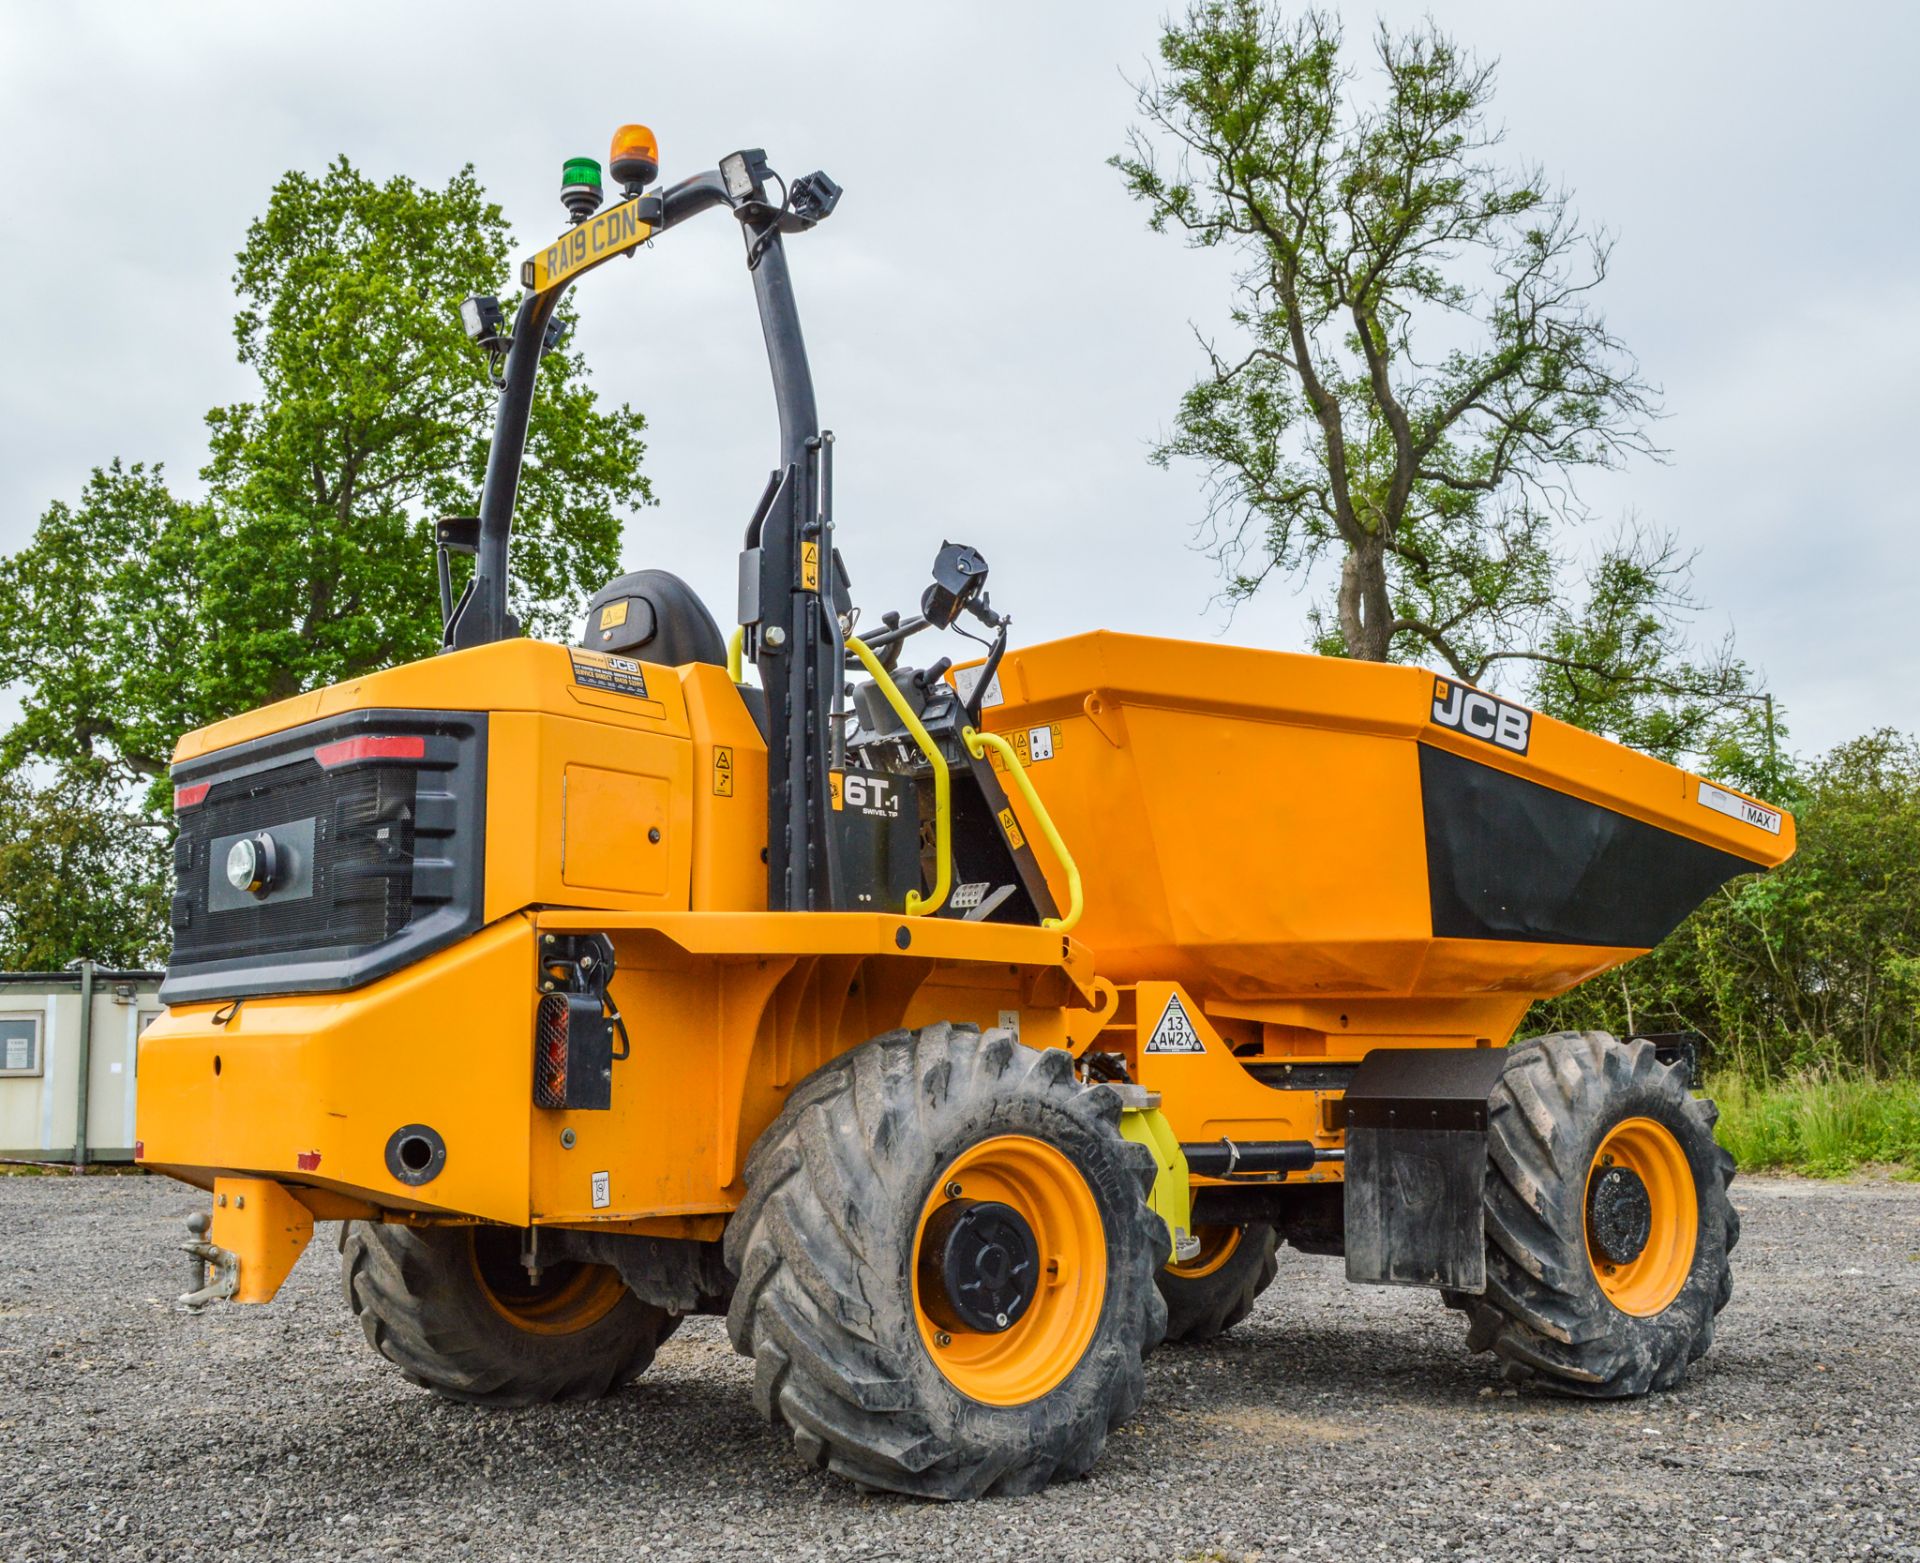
[139,630,1792,1301]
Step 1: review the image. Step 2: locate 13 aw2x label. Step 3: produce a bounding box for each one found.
[1145,993,1206,1054]
[1698,780,1782,835]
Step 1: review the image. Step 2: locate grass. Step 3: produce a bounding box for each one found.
[1708,1071,1920,1178]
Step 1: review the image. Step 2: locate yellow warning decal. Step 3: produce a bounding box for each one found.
[713,745,735,798]
[987,723,1062,771]
[801,540,820,592]
[830,770,844,811]
[997,806,1025,851]
[600,600,629,629]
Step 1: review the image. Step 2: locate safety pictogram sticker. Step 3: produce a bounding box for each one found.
[1144,992,1206,1054]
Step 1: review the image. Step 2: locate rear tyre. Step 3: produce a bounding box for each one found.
[1452,1031,1737,1397]
[725,1023,1168,1498]
[1155,1224,1279,1342]
[340,1221,677,1406]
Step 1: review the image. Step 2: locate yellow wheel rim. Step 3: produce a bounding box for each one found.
[1585,1117,1698,1317]
[470,1228,628,1337]
[1167,1224,1242,1279]
[913,1135,1107,1406]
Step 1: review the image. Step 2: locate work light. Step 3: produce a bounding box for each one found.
[457,294,504,346]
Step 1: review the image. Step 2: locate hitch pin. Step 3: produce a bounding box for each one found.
[177,1209,239,1313]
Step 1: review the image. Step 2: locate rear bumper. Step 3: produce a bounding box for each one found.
[138,915,538,1224]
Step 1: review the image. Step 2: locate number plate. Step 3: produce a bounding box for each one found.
[521,197,653,293]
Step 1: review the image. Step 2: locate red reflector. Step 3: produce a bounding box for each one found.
[132,1140,145,1160]
[296,1150,322,1172]
[173,782,210,809]
[314,735,426,768]
[535,994,570,1109]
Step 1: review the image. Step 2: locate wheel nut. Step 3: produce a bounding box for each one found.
[944,1181,964,1199]
[934,1331,952,1348]
[994,1312,1008,1328]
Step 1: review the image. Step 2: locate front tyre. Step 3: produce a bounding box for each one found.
[725,1023,1168,1498]
[1455,1031,1737,1396]
[341,1221,678,1405]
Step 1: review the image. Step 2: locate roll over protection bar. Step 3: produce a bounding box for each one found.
[449,167,792,652]
[447,149,844,915]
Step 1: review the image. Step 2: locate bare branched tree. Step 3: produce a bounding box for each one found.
[1117,1,1762,761]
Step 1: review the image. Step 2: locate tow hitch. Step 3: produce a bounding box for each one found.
[176,1178,313,1311]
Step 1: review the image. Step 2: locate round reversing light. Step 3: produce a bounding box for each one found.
[225,833,277,896]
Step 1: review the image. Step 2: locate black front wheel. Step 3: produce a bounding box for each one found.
[1451,1031,1737,1396]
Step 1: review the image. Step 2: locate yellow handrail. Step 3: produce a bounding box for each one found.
[845,636,951,916]
[962,725,1084,933]
[726,625,745,684]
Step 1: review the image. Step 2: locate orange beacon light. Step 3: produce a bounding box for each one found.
[609,124,660,194]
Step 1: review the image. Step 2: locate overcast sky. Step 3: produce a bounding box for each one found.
[1,0,1913,759]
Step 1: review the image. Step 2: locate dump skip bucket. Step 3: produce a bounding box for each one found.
[975,633,1792,1009]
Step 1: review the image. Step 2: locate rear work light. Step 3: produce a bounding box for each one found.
[313,734,426,769]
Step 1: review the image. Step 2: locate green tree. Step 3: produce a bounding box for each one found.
[0,770,170,969]
[0,158,649,801]
[1117,2,1756,760]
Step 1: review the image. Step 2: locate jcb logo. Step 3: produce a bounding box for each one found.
[1431,678,1531,755]
[841,774,896,816]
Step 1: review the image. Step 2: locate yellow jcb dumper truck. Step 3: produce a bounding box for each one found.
[138,126,1796,1499]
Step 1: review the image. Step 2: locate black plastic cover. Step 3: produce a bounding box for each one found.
[1419,743,1759,948]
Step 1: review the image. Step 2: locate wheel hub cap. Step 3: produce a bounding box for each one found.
[917,1198,1039,1334]
[1586,1164,1653,1265]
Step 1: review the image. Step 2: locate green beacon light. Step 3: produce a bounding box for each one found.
[561,157,603,225]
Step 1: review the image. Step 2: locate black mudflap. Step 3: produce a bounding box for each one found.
[1341,1047,1512,1292]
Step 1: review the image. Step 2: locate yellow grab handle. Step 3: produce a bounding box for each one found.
[845,636,951,916]
[727,625,745,684]
[962,725,1084,934]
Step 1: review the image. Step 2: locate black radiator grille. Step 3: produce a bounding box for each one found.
[162,710,485,1004]
[172,763,416,963]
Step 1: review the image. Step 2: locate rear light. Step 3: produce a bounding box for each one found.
[534,992,614,1111]
[173,782,210,810]
[313,734,427,768]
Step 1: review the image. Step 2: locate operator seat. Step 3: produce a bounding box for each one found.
[579,569,727,668]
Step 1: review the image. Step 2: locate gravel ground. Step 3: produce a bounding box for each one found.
[2,1174,1915,1563]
